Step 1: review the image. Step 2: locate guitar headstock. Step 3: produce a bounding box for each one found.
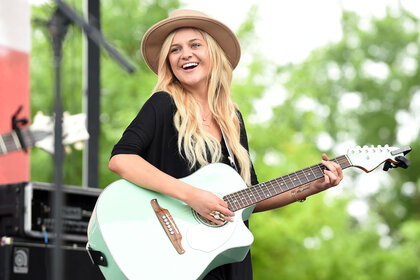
[346,145,411,173]
[31,112,90,154]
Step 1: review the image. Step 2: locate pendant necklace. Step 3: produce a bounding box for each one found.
[202,111,211,127]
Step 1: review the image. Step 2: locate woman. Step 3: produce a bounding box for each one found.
[109,9,343,280]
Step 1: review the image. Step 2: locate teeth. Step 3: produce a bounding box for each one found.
[182,63,198,69]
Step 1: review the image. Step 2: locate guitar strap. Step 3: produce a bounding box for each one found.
[220,126,239,173]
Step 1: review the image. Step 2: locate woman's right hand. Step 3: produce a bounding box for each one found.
[185,187,235,225]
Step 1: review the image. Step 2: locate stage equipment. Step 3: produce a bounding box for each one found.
[0,182,101,243]
[0,236,104,280]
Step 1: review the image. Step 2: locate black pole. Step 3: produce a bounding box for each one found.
[52,0,135,188]
[33,1,135,278]
[47,7,70,280]
[83,0,100,188]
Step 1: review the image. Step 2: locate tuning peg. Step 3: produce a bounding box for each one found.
[395,156,411,169]
[74,141,85,150]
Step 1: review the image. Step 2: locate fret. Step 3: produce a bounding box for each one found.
[260,182,272,199]
[266,180,278,196]
[309,165,320,179]
[231,193,242,211]
[0,135,6,154]
[236,190,246,208]
[338,155,351,169]
[270,178,281,192]
[224,156,354,212]
[241,187,255,206]
[11,131,22,150]
[316,163,324,176]
[286,174,297,188]
[255,184,264,201]
[301,168,310,183]
[246,191,256,204]
[271,180,282,196]
[2,134,17,152]
[294,170,304,185]
[226,194,239,211]
[271,178,282,193]
[304,167,316,182]
[280,176,289,191]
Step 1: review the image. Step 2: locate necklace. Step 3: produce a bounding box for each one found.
[202,111,211,127]
[193,97,212,127]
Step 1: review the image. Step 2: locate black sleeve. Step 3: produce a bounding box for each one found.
[111,91,175,158]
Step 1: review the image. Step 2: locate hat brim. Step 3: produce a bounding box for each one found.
[141,15,241,75]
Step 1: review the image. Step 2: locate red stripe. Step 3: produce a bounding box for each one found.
[0,46,30,184]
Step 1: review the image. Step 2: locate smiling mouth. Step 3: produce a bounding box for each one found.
[182,62,199,70]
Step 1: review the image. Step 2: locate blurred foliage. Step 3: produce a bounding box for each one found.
[30,2,419,279]
[249,8,420,280]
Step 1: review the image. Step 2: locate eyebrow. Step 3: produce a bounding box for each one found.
[170,38,202,47]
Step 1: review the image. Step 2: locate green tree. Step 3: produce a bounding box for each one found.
[249,8,420,280]
[30,0,180,186]
[29,2,419,279]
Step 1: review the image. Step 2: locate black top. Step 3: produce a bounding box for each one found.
[111,91,258,280]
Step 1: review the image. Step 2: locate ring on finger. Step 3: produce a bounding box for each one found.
[210,210,226,221]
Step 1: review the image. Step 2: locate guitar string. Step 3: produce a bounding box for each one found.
[163,156,351,216]
[0,130,33,153]
[228,157,351,209]
[224,156,351,211]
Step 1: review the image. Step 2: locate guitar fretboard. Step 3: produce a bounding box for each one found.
[224,155,351,212]
[0,129,39,155]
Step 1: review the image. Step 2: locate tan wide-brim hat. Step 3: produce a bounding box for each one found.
[141,9,241,75]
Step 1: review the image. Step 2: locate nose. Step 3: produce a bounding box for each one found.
[181,48,192,60]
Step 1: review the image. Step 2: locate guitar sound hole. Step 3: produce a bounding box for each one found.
[192,210,227,227]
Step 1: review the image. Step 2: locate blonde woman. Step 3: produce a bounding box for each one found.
[109,9,343,280]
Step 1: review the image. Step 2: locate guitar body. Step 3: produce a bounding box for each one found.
[88,163,255,280]
[87,144,411,279]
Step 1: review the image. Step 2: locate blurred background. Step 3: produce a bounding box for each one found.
[10,0,420,279]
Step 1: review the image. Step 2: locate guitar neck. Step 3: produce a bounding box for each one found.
[0,129,35,155]
[224,155,352,212]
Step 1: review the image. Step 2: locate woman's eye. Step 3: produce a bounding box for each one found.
[170,47,180,53]
[192,43,201,48]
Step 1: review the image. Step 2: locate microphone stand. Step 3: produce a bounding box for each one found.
[38,1,135,279]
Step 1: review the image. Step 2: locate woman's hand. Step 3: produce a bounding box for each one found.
[184,187,235,225]
[312,153,344,191]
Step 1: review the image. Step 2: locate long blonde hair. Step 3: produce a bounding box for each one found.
[152,28,251,185]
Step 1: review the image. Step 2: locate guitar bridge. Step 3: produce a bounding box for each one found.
[150,199,185,254]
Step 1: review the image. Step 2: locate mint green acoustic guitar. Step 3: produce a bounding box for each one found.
[87,145,410,279]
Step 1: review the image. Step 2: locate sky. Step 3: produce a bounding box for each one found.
[181,0,420,150]
[182,0,420,65]
[28,0,420,65]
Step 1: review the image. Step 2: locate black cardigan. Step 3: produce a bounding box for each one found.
[111,91,258,280]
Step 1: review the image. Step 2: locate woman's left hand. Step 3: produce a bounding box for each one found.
[312,153,344,191]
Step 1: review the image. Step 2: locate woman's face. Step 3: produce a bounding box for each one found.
[168,28,211,93]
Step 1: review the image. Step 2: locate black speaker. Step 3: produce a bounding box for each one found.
[0,237,104,280]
